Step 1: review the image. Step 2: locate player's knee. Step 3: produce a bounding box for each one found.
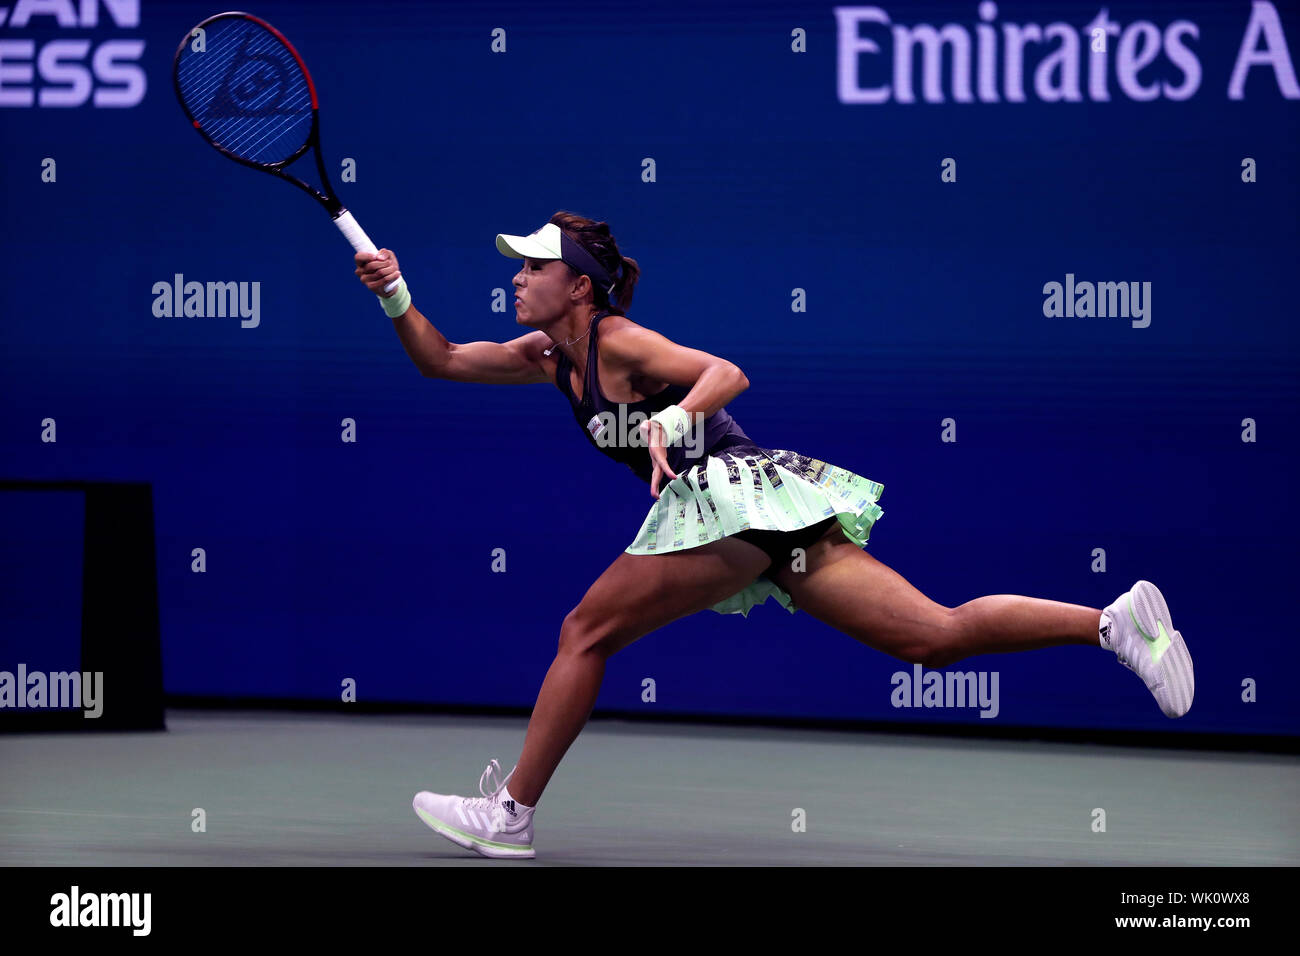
[881,607,960,668]
[916,644,957,669]
[915,607,964,669]
[898,641,941,668]
[557,607,615,659]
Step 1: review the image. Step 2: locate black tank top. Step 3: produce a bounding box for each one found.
[554,311,754,484]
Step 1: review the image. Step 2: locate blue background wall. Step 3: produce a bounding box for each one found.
[2,0,1297,737]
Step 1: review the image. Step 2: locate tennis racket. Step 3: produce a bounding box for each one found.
[172,10,398,292]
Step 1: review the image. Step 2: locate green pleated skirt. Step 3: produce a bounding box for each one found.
[624,443,885,617]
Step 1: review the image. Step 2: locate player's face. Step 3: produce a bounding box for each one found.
[512,258,576,326]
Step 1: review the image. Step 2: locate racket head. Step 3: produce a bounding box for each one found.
[173,12,321,174]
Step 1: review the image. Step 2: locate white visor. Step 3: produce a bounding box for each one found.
[495,222,563,260]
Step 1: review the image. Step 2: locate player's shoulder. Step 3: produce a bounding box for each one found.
[596,313,659,357]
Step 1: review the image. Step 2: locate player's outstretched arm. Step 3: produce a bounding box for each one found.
[355,249,551,385]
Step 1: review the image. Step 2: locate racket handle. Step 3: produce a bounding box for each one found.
[335,210,400,294]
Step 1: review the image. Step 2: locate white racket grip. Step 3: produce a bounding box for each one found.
[335,210,399,293]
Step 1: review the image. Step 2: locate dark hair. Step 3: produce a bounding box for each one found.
[548,210,640,316]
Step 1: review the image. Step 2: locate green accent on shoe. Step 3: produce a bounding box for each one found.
[1128,597,1172,664]
[1149,619,1173,663]
[415,807,532,854]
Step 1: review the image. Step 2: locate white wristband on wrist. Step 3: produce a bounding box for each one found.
[649,404,692,446]
[380,276,411,318]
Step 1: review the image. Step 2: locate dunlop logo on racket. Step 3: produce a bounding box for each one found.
[206,34,308,119]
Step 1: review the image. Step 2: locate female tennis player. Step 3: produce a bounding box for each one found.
[354,211,1194,860]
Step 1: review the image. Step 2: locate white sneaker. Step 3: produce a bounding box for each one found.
[412,759,536,859]
[1101,580,1194,718]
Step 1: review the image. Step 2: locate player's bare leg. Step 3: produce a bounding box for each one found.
[508,537,772,805]
[768,525,1098,668]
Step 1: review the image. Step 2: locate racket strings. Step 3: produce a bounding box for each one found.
[177,19,313,166]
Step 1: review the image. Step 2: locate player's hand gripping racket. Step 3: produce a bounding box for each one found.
[173,11,398,292]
